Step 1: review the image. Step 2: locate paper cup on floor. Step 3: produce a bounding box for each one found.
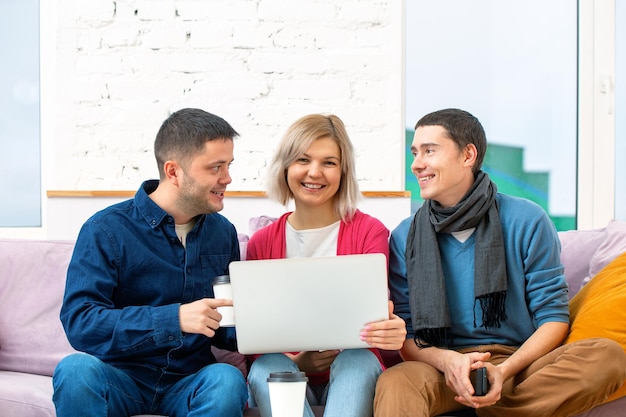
[267,371,308,417]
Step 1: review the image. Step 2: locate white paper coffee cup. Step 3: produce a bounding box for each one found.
[212,275,235,327]
[267,371,308,417]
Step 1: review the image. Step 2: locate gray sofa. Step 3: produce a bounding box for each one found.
[1,219,625,416]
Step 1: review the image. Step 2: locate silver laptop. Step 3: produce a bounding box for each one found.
[229,253,389,354]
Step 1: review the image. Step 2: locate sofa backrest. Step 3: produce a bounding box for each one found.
[0,237,250,378]
[0,239,77,376]
[1,220,624,377]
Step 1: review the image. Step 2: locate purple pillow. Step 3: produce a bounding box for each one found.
[248,215,278,236]
[588,219,626,279]
[559,228,605,298]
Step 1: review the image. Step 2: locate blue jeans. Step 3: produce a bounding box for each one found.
[247,349,382,417]
[52,352,248,417]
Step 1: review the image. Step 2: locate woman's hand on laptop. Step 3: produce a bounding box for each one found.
[291,350,340,373]
[179,298,233,338]
[360,300,407,350]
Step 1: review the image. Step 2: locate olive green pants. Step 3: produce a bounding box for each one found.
[373,338,625,417]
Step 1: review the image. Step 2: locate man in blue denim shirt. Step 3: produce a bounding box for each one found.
[52,108,248,417]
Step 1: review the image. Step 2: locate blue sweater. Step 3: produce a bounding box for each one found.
[389,194,569,348]
[60,180,239,375]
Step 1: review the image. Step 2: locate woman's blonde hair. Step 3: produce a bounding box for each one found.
[266,114,360,222]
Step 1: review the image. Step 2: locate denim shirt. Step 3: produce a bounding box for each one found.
[60,180,240,375]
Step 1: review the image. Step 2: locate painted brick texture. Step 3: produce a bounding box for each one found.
[53,0,404,191]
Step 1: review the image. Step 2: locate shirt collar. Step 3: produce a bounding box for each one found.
[135,180,171,229]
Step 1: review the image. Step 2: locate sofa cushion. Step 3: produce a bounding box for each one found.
[0,239,77,376]
[249,215,278,236]
[0,371,167,417]
[571,396,626,417]
[565,251,626,404]
[0,371,56,417]
[587,219,626,281]
[558,228,605,298]
[558,219,626,298]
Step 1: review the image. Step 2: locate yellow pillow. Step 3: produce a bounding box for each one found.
[565,251,626,403]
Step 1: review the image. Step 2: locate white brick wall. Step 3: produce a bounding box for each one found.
[49,0,404,192]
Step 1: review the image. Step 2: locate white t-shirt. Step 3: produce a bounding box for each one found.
[175,220,196,248]
[285,220,340,258]
[451,227,475,243]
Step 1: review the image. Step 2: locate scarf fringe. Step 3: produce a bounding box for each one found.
[415,328,453,348]
[477,291,508,329]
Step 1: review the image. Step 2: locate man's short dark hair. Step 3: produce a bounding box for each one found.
[154,108,239,178]
[415,108,487,174]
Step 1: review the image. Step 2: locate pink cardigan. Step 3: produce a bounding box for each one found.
[245,209,390,385]
[246,210,389,261]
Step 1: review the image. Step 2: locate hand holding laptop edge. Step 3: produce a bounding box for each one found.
[359,300,406,351]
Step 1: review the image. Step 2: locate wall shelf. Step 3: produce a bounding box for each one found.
[47,190,410,198]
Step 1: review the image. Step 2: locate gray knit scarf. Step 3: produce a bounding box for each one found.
[406,171,507,348]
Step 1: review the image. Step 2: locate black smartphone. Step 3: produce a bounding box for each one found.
[470,367,490,396]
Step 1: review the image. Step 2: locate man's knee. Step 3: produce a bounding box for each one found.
[53,352,104,384]
[195,363,248,410]
[374,366,410,416]
[376,362,436,399]
[595,338,626,383]
[200,363,247,393]
[376,364,409,394]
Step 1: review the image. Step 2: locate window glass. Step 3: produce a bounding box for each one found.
[0,0,41,227]
[405,0,577,230]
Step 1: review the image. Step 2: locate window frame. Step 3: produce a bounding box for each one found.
[578,0,616,229]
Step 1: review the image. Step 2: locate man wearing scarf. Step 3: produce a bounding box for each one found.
[373,109,625,417]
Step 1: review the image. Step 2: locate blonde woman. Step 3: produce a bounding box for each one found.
[246,114,406,417]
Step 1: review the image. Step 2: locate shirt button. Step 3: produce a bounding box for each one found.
[168,336,174,341]
[186,268,192,274]
[151,220,156,225]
